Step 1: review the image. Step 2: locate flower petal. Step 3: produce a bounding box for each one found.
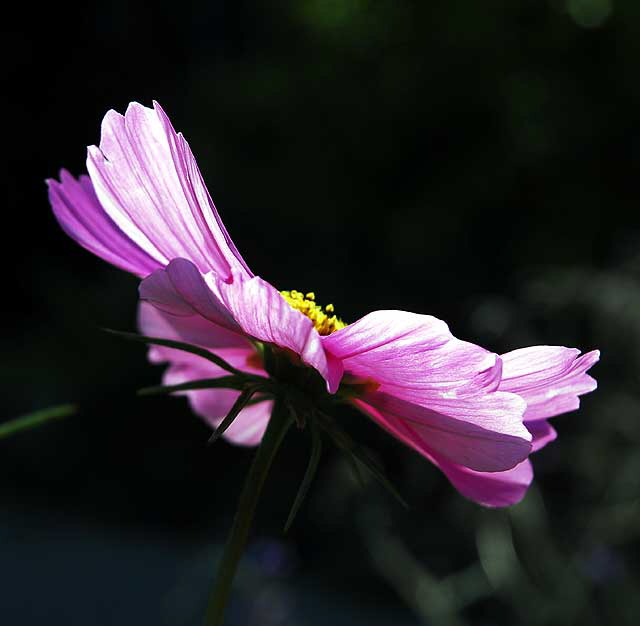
[216,272,339,390]
[354,392,530,472]
[499,347,599,420]
[138,301,247,351]
[527,419,557,453]
[430,455,534,507]
[47,170,160,277]
[139,259,243,336]
[155,346,271,446]
[323,310,502,404]
[139,260,339,389]
[221,401,273,446]
[86,101,251,280]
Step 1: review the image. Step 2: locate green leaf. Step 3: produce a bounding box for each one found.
[104,329,250,378]
[0,404,76,439]
[315,411,408,509]
[138,376,250,396]
[208,386,261,444]
[284,422,323,532]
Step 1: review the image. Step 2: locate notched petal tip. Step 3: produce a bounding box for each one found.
[125,100,147,114]
[582,349,601,368]
[87,143,109,165]
[86,99,253,281]
[500,344,601,421]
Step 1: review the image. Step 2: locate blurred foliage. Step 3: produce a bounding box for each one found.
[0,404,76,439]
[2,0,639,624]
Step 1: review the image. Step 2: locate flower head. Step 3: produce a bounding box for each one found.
[48,101,599,507]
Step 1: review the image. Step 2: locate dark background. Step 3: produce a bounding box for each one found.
[2,1,638,624]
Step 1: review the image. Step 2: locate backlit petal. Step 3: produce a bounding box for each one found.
[138,301,248,351]
[86,101,251,280]
[216,272,339,389]
[355,393,530,472]
[499,347,599,420]
[430,455,534,507]
[48,170,160,277]
[527,419,557,453]
[324,310,502,403]
[139,260,339,389]
[139,258,242,335]
[154,346,270,446]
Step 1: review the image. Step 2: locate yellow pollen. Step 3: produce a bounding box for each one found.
[280,289,347,335]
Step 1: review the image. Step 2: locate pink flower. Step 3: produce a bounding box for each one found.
[48,101,599,506]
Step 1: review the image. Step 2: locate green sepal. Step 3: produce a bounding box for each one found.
[284,421,323,533]
[138,375,254,396]
[208,385,262,444]
[316,411,409,509]
[0,404,76,439]
[104,329,248,377]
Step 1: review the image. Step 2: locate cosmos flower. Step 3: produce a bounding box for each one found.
[48,101,599,507]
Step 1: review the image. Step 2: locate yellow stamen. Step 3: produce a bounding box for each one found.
[280,289,347,335]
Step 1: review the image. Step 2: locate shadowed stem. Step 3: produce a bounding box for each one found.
[203,398,293,626]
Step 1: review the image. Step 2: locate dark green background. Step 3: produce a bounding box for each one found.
[2,1,638,624]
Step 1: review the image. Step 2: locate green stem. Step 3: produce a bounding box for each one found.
[203,398,293,626]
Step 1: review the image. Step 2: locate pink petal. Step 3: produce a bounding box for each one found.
[138,302,248,351]
[139,259,338,390]
[47,170,160,277]
[139,259,243,336]
[149,343,265,373]
[156,346,271,446]
[221,401,273,446]
[215,271,339,389]
[153,103,252,279]
[430,455,534,507]
[499,347,600,420]
[354,393,530,472]
[86,101,252,281]
[527,419,557,452]
[323,310,503,404]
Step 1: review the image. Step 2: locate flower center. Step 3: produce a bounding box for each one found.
[279,290,346,335]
